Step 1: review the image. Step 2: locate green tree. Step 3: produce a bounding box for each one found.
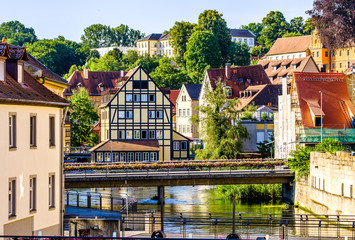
[303,18,314,35]
[69,88,99,147]
[81,24,144,48]
[184,31,221,83]
[250,45,269,58]
[282,32,304,38]
[86,50,100,62]
[150,57,190,89]
[289,17,306,34]
[240,22,264,40]
[229,41,250,66]
[169,21,196,69]
[260,11,290,48]
[26,36,90,76]
[240,103,257,120]
[193,82,248,159]
[128,54,160,74]
[86,54,122,71]
[196,10,231,64]
[0,20,37,46]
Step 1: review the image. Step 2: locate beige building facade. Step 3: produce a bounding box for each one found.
[0,42,69,235]
[136,34,173,57]
[176,84,201,139]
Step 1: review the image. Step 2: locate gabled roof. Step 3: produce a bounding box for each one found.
[170,89,180,114]
[64,70,126,96]
[266,35,312,56]
[183,84,201,100]
[293,72,355,129]
[0,71,69,107]
[90,140,160,152]
[230,29,256,38]
[259,56,319,84]
[26,53,68,85]
[205,65,270,98]
[236,84,282,111]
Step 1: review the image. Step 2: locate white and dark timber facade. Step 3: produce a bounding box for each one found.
[90,66,190,162]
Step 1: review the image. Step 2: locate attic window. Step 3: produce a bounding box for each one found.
[77,83,83,88]
[315,116,322,127]
[98,83,104,92]
[282,65,287,70]
[292,64,298,70]
[272,66,277,71]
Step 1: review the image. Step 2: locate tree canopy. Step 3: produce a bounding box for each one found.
[0,20,37,46]
[69,88,99,147]
[184,31,221,83]
[259,11,290,48]
[81,23,144,48]
[307,0,355,49]
[150,57,189,89]
[169,21,196,69]
[229,41,250,66]
[193,82,248,159]
[26,36,90,76]
[195,10,232,64]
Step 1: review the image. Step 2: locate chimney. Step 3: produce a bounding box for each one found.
[2,37,5,43]
[17,60,24,84]
[120,70,125,77]
[0,58,5,81]
[83,67,89,79]
[225,63,231,80]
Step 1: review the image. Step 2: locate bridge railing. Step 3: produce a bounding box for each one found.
[64,159,288,173]
[65,190,137,212]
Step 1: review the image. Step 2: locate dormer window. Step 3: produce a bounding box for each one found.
[272,66,277,71]
[77,82,83,89]
[292,64,298,69]
[282,65,287,70]
[98,83,104,92]
[223,86,232,97]
[18,61,24,84]
[314,116,322,127]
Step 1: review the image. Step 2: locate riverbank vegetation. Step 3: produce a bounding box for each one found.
[288,139,348,179]
[216,184,282,202]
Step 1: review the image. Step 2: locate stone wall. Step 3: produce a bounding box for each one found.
[295,151,355,215]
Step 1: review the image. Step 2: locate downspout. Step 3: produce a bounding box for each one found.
[60,106,69,235]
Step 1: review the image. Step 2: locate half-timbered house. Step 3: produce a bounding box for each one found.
[90,66,189,162]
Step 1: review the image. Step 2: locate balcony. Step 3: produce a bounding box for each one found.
[299,128,355,143]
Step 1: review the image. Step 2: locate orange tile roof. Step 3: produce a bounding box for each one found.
[293,72,355,129]
[90,140,160,152]
[259,56,319,84]
[267,35,311,56]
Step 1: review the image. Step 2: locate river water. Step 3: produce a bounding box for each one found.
[68,185,292,236]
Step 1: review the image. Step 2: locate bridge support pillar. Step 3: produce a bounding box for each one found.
[282,181,295,204]
[157,186,165,205]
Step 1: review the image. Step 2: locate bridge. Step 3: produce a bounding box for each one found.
[65,168,294,188]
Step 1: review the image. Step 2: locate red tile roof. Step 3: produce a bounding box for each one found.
[206,65,271,98]
[267,35,312,56]
[170,90,180,114]
[259,56,319,84]
[293,72,355,129]
[90,140,160,152]
[64,70,126,96]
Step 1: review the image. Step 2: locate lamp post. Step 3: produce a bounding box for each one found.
[319,91,323,142]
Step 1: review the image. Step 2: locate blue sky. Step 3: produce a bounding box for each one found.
[1,0,314,42]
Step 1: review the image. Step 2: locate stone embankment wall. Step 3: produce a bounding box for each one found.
[295,151,355,215]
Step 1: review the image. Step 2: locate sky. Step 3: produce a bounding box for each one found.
[1,0,314,42]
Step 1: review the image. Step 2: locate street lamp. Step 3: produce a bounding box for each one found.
[319,91,323,142]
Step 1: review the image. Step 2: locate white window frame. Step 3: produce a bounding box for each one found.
[9,114,16,148]
[49,174,55,208]
[9,179,16,217]
[126,130,133,139]
[135,152,141,162]
[141,94,148,102]
[150,152,157,161]
[143,152,149,162]
[126,111,133,119]
[119,130,125,139]
[112,152,119,162]
[134,94,140,102]
[156,130,163,139]
[181,141,187,150]
[173,141,180,150]
[127,152,134,162]
[29,176,36,211]
[120,152,126,162]
[105,152,111,162]
[126,94,132,102]
[149,130,155,139]
[141,130,148,139]
[149,111,155,119]
[149,94,155,102]
[30,115,36,147]
[119,111,125,119]
[156,110,163,119]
